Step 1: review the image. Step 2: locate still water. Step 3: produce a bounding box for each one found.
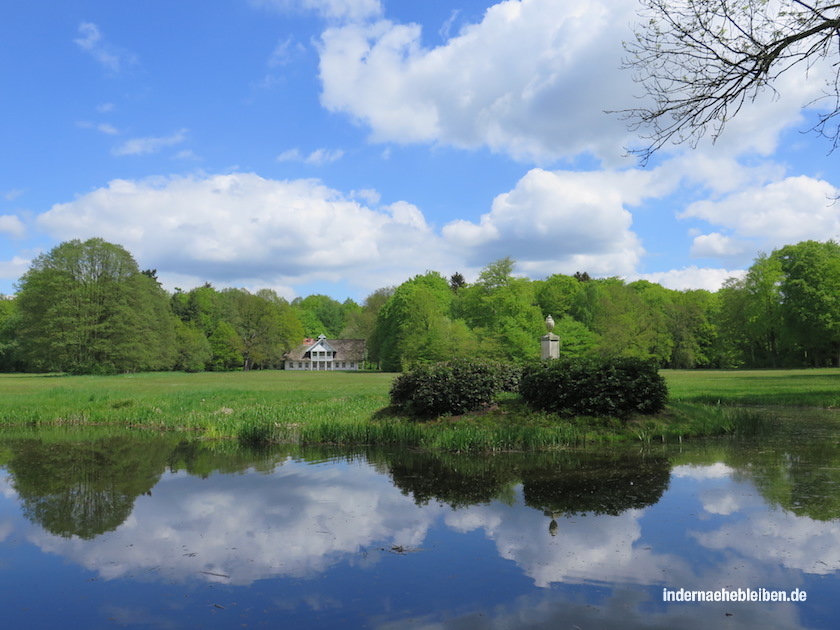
[0,414,839,629]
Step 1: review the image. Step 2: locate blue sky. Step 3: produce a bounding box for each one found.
[1,0,838,301]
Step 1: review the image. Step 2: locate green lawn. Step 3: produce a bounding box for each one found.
[663,368,840,408]
[0,370,395,430]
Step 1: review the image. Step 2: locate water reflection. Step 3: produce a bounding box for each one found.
[0,419,837,629]
[6,437,171,539]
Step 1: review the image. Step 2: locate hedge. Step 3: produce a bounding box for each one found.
[390,359,520,419]
[519,357,668,419]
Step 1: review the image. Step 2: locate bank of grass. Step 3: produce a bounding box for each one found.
[0,368,837,451]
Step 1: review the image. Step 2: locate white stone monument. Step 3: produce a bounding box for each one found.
[541,314,559,359]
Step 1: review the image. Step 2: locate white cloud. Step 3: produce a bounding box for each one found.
[315,0,836,167]
[0,215,25,238]
[635,267,745,292]
[681,175,840,248]
[446,502,679,588]
[690,232,748,259]
[172,149,199,161]
[305,148,344,165]
[672,463,735,480]
[268,36,306,67]
[318,0,643,163]
[36,173,453,294]
[113,129,188,156]
[699,488,744,516]
[276,148,303,162]
[694,509,840,575]
[33,162,820,296]
[251,0,382,21]
[692,56,837,159]
[0,256,30,283]
[442,168,647,276]
[77,121,119,135]
[277,147,345,165]
[73,22,135,74]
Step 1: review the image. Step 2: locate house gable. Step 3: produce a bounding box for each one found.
[284,335,366,371]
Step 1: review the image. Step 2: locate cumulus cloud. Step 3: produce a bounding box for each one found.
[73,22,135,74]
[442,168,647,276]
[681,175,840,250]
[31,166,795,295]
[690,232,749,259]
[0,215,26,238]
[113,129,188,156]
[36,173,453,295]
[315,0,831,166]
[318,0,642,163]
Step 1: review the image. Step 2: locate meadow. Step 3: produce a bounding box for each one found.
[0,368,837,451]
[663,368,840,407]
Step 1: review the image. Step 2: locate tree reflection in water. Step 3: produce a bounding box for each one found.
[7,437,174,539]
[381,449,671,527]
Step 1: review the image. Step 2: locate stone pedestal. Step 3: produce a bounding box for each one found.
[541,333,559,360]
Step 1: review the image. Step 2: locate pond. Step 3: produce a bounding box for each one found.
[0,412,839,629]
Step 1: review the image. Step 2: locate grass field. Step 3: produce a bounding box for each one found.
[0,368,837,450]
[663,368,840,408]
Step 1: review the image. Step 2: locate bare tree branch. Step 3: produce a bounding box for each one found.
[615,0,840,164]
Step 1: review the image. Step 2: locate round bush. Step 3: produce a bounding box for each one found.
[390,359,511,419]
[519,357,668,419]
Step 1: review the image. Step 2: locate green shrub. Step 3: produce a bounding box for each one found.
[390,359,513,419]
[519,357,668,419]
[495,361,522,393]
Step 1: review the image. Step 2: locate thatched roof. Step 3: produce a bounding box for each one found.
[285,338,366,362]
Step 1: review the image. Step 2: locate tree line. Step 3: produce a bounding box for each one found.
[0,237,838,374]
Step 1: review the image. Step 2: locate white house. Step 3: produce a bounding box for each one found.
[284,334,366,371]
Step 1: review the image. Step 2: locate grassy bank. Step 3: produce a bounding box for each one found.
[0,368,837,451]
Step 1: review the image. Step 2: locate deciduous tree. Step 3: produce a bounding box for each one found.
[15,238,175,373]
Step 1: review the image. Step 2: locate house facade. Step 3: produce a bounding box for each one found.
[284,334,366,371]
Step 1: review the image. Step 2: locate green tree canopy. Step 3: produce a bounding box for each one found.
[222,288,303,370]
[292,294,346,337]
[773,240,840,366]
[15,238,175,373]
[371,272,457,371]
